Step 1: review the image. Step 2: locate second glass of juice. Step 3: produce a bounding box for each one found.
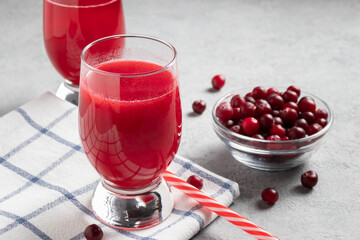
[43,0,126,104]
[78,35,181,229]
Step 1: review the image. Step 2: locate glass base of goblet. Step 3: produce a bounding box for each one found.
[91,177,173,229]
[55,80,79,106]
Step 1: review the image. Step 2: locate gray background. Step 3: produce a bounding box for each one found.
[1,0,360,239]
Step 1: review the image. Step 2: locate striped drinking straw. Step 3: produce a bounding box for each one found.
[163,170,279,240]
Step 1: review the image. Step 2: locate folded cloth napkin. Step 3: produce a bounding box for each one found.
[0,92,240,240]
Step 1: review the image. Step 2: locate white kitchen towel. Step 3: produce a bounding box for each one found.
[0,92,240,240]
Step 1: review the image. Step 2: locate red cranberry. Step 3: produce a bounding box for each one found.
[287,126,306,140]
[252,134,265,140]
[230,95,246,108]
[255,99,268,105]
[267,135,281,141]
[261,188,279,204]
[245,92,253,98]
[267,93,284,110]
[260,113,275,130]
[274,117,283,126]
[230,125,241,134]
[300,111,316,124]
[281,136,289,141]
[294,118,309,130]
[241,117,260,136]
[240,102,256,118]
[192,100,206,114]
[84,224,103,240]
[187,175,204,190]
[232,107,242,122]
[245,95,256,103]
[211,75,226,90]
[270,125,286,137]
[252,86,267,100]
[216,102,233,121]
[255,102,272,117]
[266,87,280,97]
[260,132,269,139]
[282,90,298,103]
[301,171,318,188]
[280,107,298,125]
[306,123,323,136]
[287,85,301,96]
[219,119,234,128]
[283,101,298,112]
[315,118,328,127]
[218,119,227,127]
[226,120,235,128]
[298,96,316,113]
[315,108,328,119]
[272,110,280,117]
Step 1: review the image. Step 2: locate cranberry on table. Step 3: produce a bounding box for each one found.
[261,188,279,204]
[187,175,204,190]
[211,74,226,90]
[216,102,233,121]
[298,96,316,113]
[301,170,318,188]
[192,100,206,114]
[84,224,103,240]
[241,117,260,136]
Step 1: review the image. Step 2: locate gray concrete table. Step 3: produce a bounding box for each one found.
[1,0,359,239]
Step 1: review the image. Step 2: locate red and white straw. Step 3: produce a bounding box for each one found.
[163,170,279,240]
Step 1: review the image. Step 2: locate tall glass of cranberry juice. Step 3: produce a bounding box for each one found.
[79,35,181,229]
[43,0,125,103]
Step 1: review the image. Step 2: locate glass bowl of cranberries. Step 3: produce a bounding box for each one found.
[212,86,333,171]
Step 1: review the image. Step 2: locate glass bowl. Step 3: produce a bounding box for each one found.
[212,88,334,171]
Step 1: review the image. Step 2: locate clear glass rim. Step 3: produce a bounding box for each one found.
[212,88,334,144]
[80,34,177,78]
[45,0,118,8]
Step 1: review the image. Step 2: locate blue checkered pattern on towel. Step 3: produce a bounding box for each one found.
[0,92,240,240]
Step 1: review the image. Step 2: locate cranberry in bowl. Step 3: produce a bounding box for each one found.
[212,86,333,171]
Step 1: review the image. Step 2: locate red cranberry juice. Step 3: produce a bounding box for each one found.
[43,0,125,85]
[79,60,182,190]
